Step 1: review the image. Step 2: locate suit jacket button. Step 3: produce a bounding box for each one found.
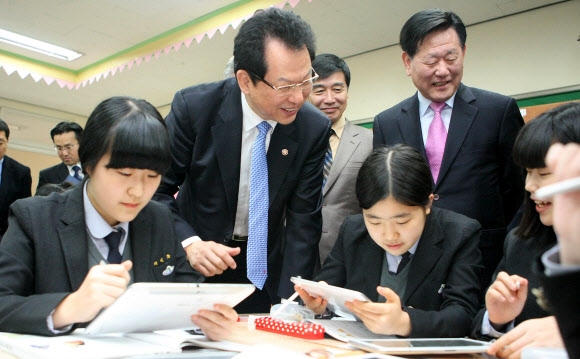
[224,233,231,243]
[433,194,440,200]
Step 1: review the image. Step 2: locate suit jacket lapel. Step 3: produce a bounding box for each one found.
[324,121,360,195]
[437,84,477,188]
[398,95,427,158]
[213,83,243,217]
[58,185,90,290]
[403,212,444,302]
[268,123,297,204]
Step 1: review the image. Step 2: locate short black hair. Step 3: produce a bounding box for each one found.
[233,7,316,84]
[79,96,171,177]
[50,121,83,142]
[312,54,351,87]
[0,118,9,139]
[35,182,74,196]
[356,144,433,210]
[513,102,580,239]
[400,9,466,59]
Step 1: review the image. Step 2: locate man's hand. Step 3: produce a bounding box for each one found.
[184,240,240,277]
[53,260,133,328]
[486,271,528,328]
[346,286,411,337]
[487,316,564,359]
[191,304,239,341]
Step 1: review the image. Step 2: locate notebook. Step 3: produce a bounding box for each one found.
[85,282,255,335]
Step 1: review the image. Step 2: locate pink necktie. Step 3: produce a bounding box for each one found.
[425,102,447,183]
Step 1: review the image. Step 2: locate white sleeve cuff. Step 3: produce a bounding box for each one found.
[481,310,514,338]
[182,236,202,248]
[47,310,73,334]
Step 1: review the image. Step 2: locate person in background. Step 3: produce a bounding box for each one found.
[373,9,524,294]
[297,145,482,338]
[38,121,84,188]
[35,181,74,196]
[538,141,580,359]
[154,7,330,313]
[224,56,235,79]
[472,103,580,358]
[0,118,32,242]
[309,53,372,269]
[0,97,237,339]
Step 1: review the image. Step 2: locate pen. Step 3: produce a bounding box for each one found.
[535,177,580,200]
[272,291,300,317]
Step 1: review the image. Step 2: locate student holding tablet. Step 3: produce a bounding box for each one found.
[0,97,238,339]
[472,103,580,358]
[296,144,482,338]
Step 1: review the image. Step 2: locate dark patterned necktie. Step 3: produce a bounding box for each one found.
[396,252,412,274]
[104,229,123,264]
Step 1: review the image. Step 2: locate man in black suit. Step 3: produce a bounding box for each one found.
[0,118,32,241]
[373,9,524,292]
[154,8,331,313]
[37,121,84,189]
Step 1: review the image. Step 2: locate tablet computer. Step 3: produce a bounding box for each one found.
[290,277,369,320]
[85,283,255,335]
[347,338,490,355]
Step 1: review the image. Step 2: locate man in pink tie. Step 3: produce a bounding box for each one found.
[373,9,525,294]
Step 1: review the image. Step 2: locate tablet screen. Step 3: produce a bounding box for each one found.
[348,338,490,355]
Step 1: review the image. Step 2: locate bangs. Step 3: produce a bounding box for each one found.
[106,114,171,175]
[512,119,552,169]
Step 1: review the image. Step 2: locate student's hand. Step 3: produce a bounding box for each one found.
[346,286,411,337]
[184,240,241,276]
[52,260,133,328]
[294,284,328,315]
[545,142,580,265]
[487,316,564,359]
[486,271,529,328]
[191,304,239,341]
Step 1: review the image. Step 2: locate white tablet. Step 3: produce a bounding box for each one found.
[85,283,255,335]
[290,277,369,320]
[348,338,490,355]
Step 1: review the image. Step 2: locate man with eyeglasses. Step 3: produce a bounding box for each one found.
[154,7,330,313]
[38,121,84,189]
[0,118,32,241]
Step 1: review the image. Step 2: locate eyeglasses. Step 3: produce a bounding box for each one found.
[249,68,319,95]
[54,143,78,152]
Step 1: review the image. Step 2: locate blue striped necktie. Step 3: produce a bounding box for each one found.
[322,130,334,188]
[247,121,271,289]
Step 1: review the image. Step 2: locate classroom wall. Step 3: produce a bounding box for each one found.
[6,0,580,193]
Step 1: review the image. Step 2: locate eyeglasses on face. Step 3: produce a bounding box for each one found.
[249,68,319,95]
[54,143,78,152]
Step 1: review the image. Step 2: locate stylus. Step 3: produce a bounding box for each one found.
[272,291,300,317]
[535,177,580,200]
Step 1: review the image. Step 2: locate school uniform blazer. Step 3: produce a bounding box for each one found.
[373,84,524,261]
[471,229,555,339]
[0,156,31,236]
[537,256,580,359]
[320,120,372,265]
[37,162,70,189]
[315,207,482,338]
[155,77,331,299]
[0,183,202,336]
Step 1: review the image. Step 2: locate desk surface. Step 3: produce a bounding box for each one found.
[0,322,497,359]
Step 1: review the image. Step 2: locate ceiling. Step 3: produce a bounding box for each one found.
[0,0,566,154]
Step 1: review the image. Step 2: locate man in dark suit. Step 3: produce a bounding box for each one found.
[0,118,32,241]
[373,9,524,292]
[37,121,84,189]
[154,8,331,313]
[309,54,372,267]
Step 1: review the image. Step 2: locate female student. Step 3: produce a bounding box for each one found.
[474,103,580,359]
[297,144,482,338]
[0,96,237,339]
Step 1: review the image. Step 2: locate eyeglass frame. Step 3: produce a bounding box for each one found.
[54,143,79,152]
[248,68,319,94]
